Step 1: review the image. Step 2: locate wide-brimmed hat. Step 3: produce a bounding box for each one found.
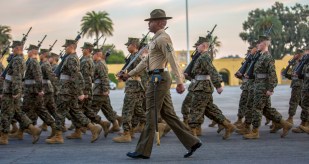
[144,9,172,21]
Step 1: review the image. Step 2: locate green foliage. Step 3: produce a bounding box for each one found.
[0,25,12,53]
[210,36,221,60]
[106,49,126,64]
[81,10,114,47]
[240,2,309,59]
[108,73,118,85]
[103,44,126,64]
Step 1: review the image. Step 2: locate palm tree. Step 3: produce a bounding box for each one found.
[0,25,12,50]
[81,11,114,47]
[253,15,283,58]
[210,36,222,60]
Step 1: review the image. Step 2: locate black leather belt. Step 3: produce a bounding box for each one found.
[148,69,164,75]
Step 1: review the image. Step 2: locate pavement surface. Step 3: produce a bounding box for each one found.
[1,85,309,164]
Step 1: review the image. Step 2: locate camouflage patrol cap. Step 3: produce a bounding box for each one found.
[258,35,271,43]
[39,49,50,55]
[303,45,309,50]
[125,37,140,46]
[62,39,76,47]
[26,44,39,50]
[49,52,59,58]
[194,37,211,47]
[144,9,172,21]
[81,42,94,49]
[92,48,102,54]
[193,37,203,48]
[10,40,23,48]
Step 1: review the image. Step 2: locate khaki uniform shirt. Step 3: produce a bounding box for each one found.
[128,29,184,84]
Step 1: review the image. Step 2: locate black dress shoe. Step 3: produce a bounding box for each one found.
[184,142,202,158]
[126,152,150,159]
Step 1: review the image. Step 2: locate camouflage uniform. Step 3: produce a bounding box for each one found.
[285,61,303,117]
[186,82,205,125]
[40,61,60,120]
[77,55,103,126]
[251,52,282,128]
[22,58,55,126]
[189,52,226,128]
[0,54,32,133]
[55,53,91,131]
[132,70,148,127]
[121,53,146,132]
[237,78,249,119]
[91,60,117,123]
[300,62,309,122]
[244,79,255,124]
[181,84,193,121]
[0,63,4,131]
[0,63,4,106]
[51,64,58,72]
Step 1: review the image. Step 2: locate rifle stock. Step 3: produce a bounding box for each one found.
[184,25,217,80]
[54,30,85,77]
[48,40,58,52]
[2,27,32,78]
[37,35,47,49]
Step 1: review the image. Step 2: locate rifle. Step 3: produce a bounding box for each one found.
[234,52,253,79]
[93,34,104,48]
[21,27,32,45]
[37,35,47,49]
[48,40,58,52]
[244,24,273,79]
[244,51,261,79]
[1,27,32,78]
[99,38,107,51]
[294,54,309,79]
[184,24,217,80]
[281,57,296,78]
[117,30,152,78]
[54,30,85,77]
[105,44,115,59]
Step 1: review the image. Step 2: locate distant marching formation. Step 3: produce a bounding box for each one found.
[0,8,308,160]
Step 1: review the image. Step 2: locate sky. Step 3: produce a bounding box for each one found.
[0,0,307,58]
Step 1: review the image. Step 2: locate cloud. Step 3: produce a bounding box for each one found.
[0,0,307,58]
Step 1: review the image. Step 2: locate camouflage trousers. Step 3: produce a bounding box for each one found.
[43,93,61,122]
[244,88,254,124]
[237,89,248,118]
[300,91,309,122]
[22,93,55,126]
[251,89,282,128]
[0,94,32,133]
[189,91,225,128]
[288,86,302,117]
[181,91,193,120]
[55,94,90,131]
[131,95,147,128]
[91,95,117,123]
[72,97,102,128]
[122,92,146,131]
